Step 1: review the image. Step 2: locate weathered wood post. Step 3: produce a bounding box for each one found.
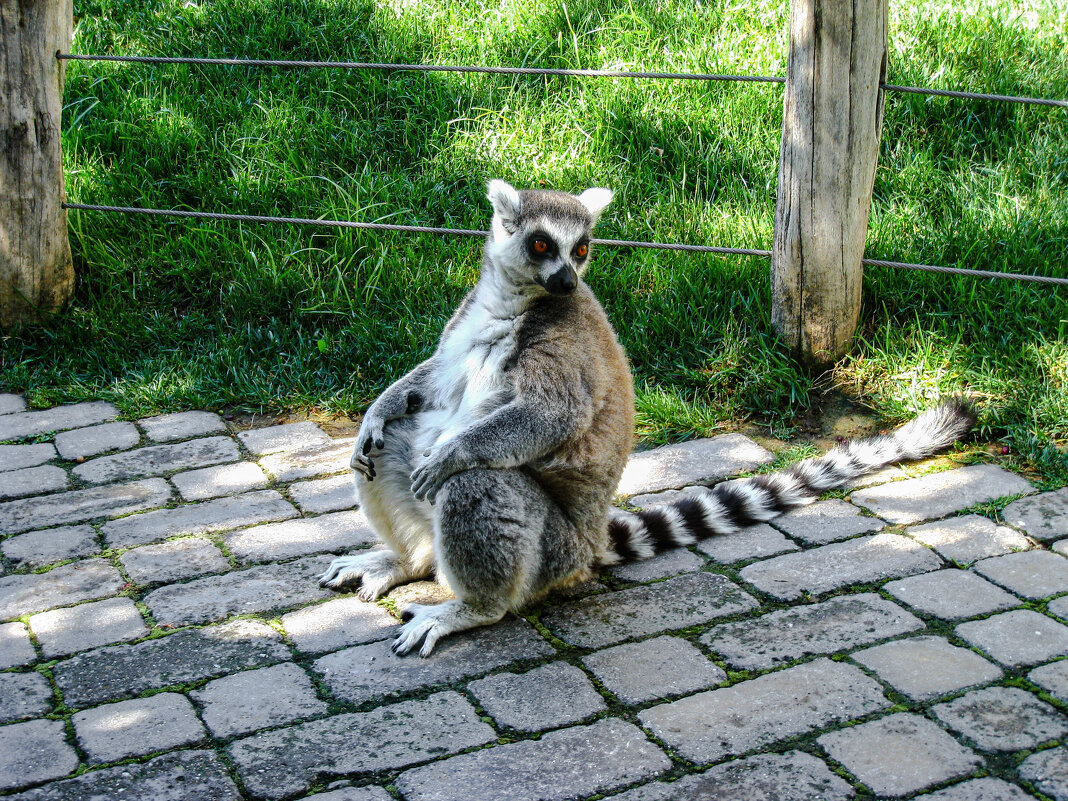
[771,0,888,367]
[1,0,75,328]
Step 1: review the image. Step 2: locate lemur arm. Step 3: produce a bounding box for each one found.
[352,358,436,478]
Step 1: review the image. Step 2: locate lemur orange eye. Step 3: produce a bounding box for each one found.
[576,243,589,259]
[532,238,549,254]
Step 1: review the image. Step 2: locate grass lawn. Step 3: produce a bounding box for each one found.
[3,0,1067,482]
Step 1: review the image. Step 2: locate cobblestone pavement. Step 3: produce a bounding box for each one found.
[1,395,1067,800]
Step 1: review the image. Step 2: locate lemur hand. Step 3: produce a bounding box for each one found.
[410,443,466,503]
[351,408,387,480]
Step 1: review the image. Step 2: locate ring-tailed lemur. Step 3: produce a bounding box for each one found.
[319,180,975,656]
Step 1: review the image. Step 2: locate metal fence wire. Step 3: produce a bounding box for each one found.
[57,52,1068,287]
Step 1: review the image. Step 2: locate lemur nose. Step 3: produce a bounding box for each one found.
[545,265,577,295]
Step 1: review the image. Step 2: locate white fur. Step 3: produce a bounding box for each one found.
[578,187,613,222]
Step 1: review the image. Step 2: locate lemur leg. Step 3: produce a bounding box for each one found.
[392,467,585,656]
[320,420,436,599]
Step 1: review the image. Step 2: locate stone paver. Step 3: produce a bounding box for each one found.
[29,597,148,657]
[0,719,80,791]
[3,750,241,801]
[605,751,854,801]
[224,509,375,562]
[258,437,356,481]
[0,672,52,723]
[582,635,727,704]
[395,718,670,801]
[738,532,942,600]
[817,712,981,798]
[1,524,98,567]
[638,658,889,764]
[53,618,289,708]
[73,435,239,484]
[54,421,140,460]
[852,635,1002,701]
[1051,595,1068,619]
[1058,539,1068,556]
[313,616,553,705]
[771,498,886,544]
[1030,660,1068,703]
[119,537,231,585]
[0,393,26,414]
[229,692,497,800]
[0,559,123,620]
[306,790,392,801]
[542,572,757,648]
[932,687,1068,752]
[73,692,206,763]
[906,514,1030,564]
[102,489,297,547]
[0,621,35,668]
[191,662,328,738]
[0,465,67,498]
[616,433,774,495]
[171,460,269,500]
[1003,487,1068,542]
[468,661,606,731]
[851,464,1034,525]
[924,778,1036,801]
[281,595,400,653]
[695,522,800,563]
[287,474,358,513]
[608,546,706,582]
[238,421,331,455]
[973,550,1068,599]
[0,443,56,472]
[138,410,227,442]
[1019,745,1068,801]
[884,569,1021,619]
[0,401,117,441]
[0,478,172,534]
[956,609,1068,666]
[701,592,922,669]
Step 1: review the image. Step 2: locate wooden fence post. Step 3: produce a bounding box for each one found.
[0,0,75,328]
[771,0,888,367]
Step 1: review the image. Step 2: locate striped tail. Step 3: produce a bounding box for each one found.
[601,398,976,565]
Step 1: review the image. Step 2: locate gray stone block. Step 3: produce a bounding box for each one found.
[171,461,268,501]
[0,394,26,415]
[702,592,922,669]
[0,401,117,441]
[138,410,226,442]
[102,490,297,548]
[191,662,328,738]
[932,686,1068,752]
[0,719,79,791]
[469,662,606,731]
[299,789,393,801]
[607,547,705,582]
[605,751,854,801]
[73,435,239,484]
[851,464,1034,525]
[395,718,670,801]
[0,559,123,620]
[771,499,885,544]
[119,537,230,585]
[73,692,206,763]
[695,522,799,563]
[1019,745,1068,801]
[229,691,496,800]
[30,597,148,658]
[0,443,56,472]
[542,572,758,648]
[884,569,1021,620]
[0,465,67,499]
[1030,660,1068,703]
[923,778,1037,801]
[314,616,552,705]
[0,672,52,723]
[738,532,942,600]
[616,434,774,496]
[259,438,356,481]
[143,555,333,626]
[1003,487,1068,542]
[638,658,889,764]
[2,525,97,568]
[1051,595,1068,620]
[53,618,289,708]
[281,595,400,653]
[906,514,1030,564]
[582,635,726,705]
[973,550,1068,599]
[817,713,981,798]
[852,635,1002,701]
[238,421,331,455]
[956,610,1068,666]
[2,750,241,801]
[0,621,35,668]
[54,422,140,460]
[1056,539,1068,557]
[288,474,358,513]
[225,510,375,563]
[0,478,172,534]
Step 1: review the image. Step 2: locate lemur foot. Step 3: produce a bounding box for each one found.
[319,550,401,601]
[392,600,505,657]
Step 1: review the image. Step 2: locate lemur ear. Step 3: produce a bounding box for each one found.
[486,180,522,227]
[577,187,613,224]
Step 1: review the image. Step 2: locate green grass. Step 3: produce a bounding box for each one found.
[2,0,1067,478]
